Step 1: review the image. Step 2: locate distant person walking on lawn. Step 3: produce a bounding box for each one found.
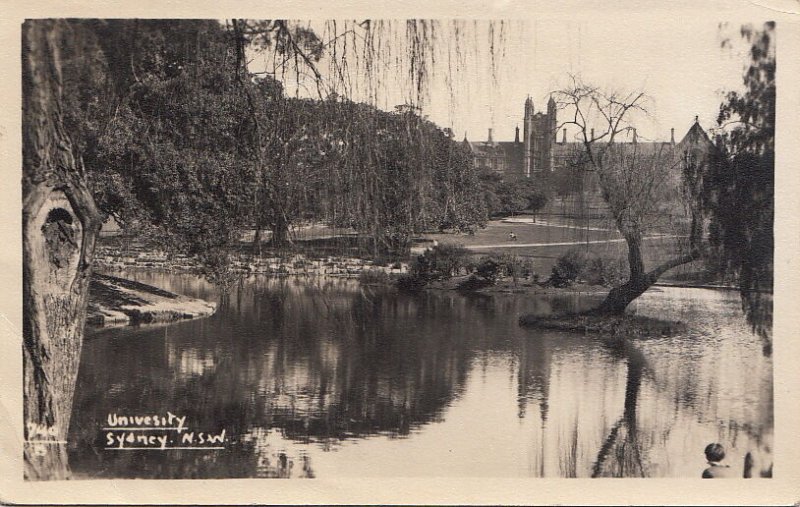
[509,231,517,241]
[701,443,737,478]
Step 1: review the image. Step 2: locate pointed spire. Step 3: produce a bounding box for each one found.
[525,95,534,116]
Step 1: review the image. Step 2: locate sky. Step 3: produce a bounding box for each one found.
[251,17,761,144]
[429,19,753,143]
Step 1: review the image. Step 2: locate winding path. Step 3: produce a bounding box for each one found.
[463,235,679,250]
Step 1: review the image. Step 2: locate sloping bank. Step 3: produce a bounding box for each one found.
[86,273,216,327]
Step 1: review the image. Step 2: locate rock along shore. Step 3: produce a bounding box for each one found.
[86,273,216,327]
[94,242,409,278]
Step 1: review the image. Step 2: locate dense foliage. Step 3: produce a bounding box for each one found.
[57,19,491,279]
[478,168,549,217]
[707,22,775,341]
[59,20,256,281]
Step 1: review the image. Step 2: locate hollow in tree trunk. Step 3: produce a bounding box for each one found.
[22,20,103,480]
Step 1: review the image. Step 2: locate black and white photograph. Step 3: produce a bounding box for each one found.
[2,1,799,504]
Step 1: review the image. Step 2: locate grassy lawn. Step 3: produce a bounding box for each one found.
[422,215,703,282]
[105,212,702,283]
[422,217,620,247]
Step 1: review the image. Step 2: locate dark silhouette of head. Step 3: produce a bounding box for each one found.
[705,443,726,462]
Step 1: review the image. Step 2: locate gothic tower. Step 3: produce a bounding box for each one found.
[546,95,557,172]
[523,96,534,178]
[547,95,557,140]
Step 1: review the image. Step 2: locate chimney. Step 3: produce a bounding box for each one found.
[670,128,675,144]
[590,128,594,141]
[632,128,638,144]
[562,128,567,144]
[515,125,520,144]
[488,128,493,143]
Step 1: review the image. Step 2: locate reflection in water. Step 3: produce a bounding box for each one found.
[591,340,647,478]
[69,273,772,478]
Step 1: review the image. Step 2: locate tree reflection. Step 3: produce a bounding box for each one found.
[70,279,477,478]
[591,339,647,477]
[516,334,551,424]
[71,276,773,479]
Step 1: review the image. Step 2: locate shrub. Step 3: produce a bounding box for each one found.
[197,248,238,290]
[496,253,536,283]
[475,258,501,284]
[550,248,628,288]
[410,243,470,281]
[550,248,589,287]
[466,254,538,286]
[583,255,628,287]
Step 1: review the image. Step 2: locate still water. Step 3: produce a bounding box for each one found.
[70,272,773,478]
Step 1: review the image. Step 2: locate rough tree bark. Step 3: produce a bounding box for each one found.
[22,19,103,480]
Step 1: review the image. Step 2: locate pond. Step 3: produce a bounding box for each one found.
[69,272,773,479]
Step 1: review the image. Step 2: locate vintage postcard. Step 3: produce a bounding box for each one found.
[1,0,798,505]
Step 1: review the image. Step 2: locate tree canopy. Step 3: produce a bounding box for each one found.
[58,19,492,276]
[707,22,775,343]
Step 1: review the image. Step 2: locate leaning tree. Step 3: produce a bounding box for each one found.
[552,75,713,315]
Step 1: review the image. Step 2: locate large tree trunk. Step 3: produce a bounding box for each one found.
[596,232,701,315]
[22,20,103,480]
[269,214,291,248]
[251,220,263,255]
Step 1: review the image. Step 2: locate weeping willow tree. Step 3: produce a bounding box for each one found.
[226,19,510,255]
[23,18,510,479]
[707,22,774,348]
